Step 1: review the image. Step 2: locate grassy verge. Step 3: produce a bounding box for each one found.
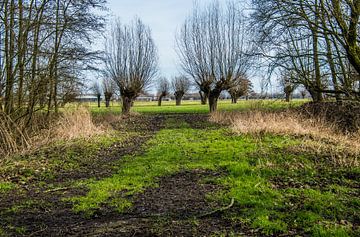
[68,116,359,236]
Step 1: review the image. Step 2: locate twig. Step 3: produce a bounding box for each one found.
[197,198,235,218]
[43,187,71,193]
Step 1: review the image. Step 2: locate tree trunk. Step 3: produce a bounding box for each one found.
[320,0,341,102]
[105,99,110,107]
[175,91,184,106]
[208,90,221,112]
[4,0,16,114]
[176,97,182,106]
[122,96,132,114]
[231,95,237,104]
[158,95,163,106]
[199,91,208,105]
[310,1,323,102]
[17,0,25,109]
[285,92,291,102]
[97,95,101,108]
[26,1,45,127]
[307,86,321,102]
[331,0,360,75]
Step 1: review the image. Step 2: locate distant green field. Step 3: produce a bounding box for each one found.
[86,99,309,115]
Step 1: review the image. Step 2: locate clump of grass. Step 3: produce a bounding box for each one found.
[210,110,335,137]
[53,106,106,141]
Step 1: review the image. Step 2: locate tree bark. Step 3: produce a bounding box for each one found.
[4,0,16,114]
[306,86,320,102]
[97,95,101,108]
[176,97,181,106]
[122,96,132,114]
[209,90,221,112]
[231,95,237,104]
[285,92,291,102]
[158,95,163,106]
[310,0,323,102]
[174,91,184,106]
[199,91,208,105]
[17,0,25,109]
[331,0,360,75]
[320,0,341,102]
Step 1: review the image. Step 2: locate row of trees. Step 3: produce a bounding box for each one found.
[103,1,255,114]
[156,75,252,105]
[252,0,360,102]
[92,72,252,108]
[0,0,106,125]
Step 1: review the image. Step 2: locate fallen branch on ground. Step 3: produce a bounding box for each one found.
[197,197,235,218]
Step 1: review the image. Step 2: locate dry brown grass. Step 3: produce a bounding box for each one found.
[0,113,30,157]
[1,106,107,158]
[210,110,360,167]
[52,106,106,141]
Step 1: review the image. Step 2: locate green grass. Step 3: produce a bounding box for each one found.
[68,116,359,236]
[0,131,135,189]
[0,182,16,193]
[86,99,308,115]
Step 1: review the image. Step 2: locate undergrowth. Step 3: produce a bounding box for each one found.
[0,106,108,159]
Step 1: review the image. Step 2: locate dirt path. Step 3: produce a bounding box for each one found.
[0,114,243,237]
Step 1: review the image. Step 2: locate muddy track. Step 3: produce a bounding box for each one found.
[63,170,233,237]
[0,114,241,237]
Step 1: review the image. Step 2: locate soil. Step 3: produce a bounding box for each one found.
[0,114,244,237]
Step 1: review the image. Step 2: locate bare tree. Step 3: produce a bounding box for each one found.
[91,82,102,108]
[172,75,191,106]
[0,0,106,121]
[279,71,297,102]
[228,76,252,103]
[157,77,170,106]
[102,78,115,108]
[177,1,254,112]
[300,89,307,99]
[104,19,158,114]
[252,0,360,102]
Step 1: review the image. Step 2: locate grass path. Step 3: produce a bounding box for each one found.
[0,114,359,236]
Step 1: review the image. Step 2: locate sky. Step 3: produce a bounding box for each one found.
[92,0,270,93]
[102,0,229,79]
